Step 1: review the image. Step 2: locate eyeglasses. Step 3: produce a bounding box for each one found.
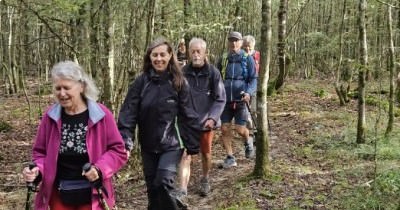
[228,39,240,42]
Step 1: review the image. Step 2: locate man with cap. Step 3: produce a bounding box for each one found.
[217,31,257,168]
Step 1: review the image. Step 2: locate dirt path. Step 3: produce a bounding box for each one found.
[116,80,343,209]
[0,80,347,209]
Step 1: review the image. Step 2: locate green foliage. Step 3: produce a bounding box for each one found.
[259,189,276,199]
[341,168,400,210]
[313,89,327,98]
[267,80,276,96]
[375,169,400,195]
[303,32,331,54]
[354,143,375,160]
[302,103,400,209]
[0,121,12,133]
[378,132,400,160]
[34,84,53,95]
[365,95,384,107]
[365,95,400,117]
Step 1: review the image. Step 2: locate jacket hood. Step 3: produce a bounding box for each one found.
[47,99,105,124]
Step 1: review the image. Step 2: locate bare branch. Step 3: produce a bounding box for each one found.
[19,0,77,54]
[375,0,400,8]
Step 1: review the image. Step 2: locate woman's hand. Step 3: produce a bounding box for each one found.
[22,166,39,182]
[203,119,215,129]
[82,166,100,182]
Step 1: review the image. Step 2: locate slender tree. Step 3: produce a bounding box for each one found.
[99,0,114,110]
[334,0,347,106]
[145,0,156,49]
[274,0,288,92]
[253,0,271,178]
[357,0,367,144]
[183,0,191,51]
[386,5,394,136]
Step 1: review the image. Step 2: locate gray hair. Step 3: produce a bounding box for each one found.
[243,35,256,48]
[188,37,207,50]
[51,61,99,101]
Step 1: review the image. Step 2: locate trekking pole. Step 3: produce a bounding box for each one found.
[245,101,258,130]
[240,92,258,132]
[82,163,110,210]
[25,162,37,210]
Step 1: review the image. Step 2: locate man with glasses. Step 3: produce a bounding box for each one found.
[217,31,257,168]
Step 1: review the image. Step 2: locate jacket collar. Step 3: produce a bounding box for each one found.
[48,99,105,124]
[185,63,210,77]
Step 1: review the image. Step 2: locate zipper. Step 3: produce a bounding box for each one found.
[230,63,235,101]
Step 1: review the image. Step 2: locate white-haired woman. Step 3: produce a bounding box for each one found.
[22,61,127,210]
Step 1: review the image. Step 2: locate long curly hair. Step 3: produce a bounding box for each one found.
[142,37,184,91]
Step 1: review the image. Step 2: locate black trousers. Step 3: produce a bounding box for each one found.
[141,149,183,210]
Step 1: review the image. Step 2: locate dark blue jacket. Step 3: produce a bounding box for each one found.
[183,63,226,130]
[118,69,201,154]
[217,49,257,103]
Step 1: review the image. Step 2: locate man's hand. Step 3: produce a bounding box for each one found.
[204,119,216,129]
[241,92,251,103]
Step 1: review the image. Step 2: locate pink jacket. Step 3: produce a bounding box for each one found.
[32,100,127,210]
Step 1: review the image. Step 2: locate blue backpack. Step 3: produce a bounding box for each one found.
[220,50,249,81]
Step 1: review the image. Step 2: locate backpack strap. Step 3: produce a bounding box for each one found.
[220,52,228,80]
[221,51,250,81]
[240,51,249,81]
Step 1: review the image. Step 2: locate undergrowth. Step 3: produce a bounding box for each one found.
[306,109,400,209]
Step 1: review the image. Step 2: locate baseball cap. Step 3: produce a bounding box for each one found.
[228,31,242,40]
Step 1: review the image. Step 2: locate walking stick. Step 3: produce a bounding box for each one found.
[82,163,110,210]
[245,101,258,133]
[240,92,258,135]
[25,162,38,210]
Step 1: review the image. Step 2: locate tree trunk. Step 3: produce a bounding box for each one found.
[145,0,156,49]
[6,5,18,94]
[357,0,367,144]
[183,0,191,51]
[253,0,271,178]
[19,2,32,123]
[274,0,287,92]
[99,0,114,110]
[395,0,400,103]
[386,5,394,136]
[334,0,347,106]
[89,1,100,80]
[232,1,241,30]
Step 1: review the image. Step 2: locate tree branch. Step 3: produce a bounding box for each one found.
[375,0,400,8]
[19,0,77,54]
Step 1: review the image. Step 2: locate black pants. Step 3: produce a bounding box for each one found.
[141,149,183,210]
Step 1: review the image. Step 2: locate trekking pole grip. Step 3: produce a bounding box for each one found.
[82,162,92,173]
[26,162,37,191]
[82,163,102,188]
[83,163,110,210]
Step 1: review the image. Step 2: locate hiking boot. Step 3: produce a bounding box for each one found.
[172,189,188,209]
[222,155,237,168]
[199,177,210,196]
[245,137,255,158]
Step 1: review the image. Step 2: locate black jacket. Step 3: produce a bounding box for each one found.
[183,63,226,130]
[118,69,201,154]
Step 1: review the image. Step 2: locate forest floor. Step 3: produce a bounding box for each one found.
[1,78,399,210]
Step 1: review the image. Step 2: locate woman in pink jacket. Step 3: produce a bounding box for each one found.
[22,61,127,210]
